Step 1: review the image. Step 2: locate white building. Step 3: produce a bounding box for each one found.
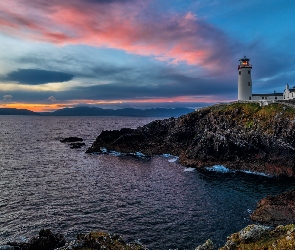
[238,56,252,101]
[283,84,295,100]
[238,56,284,101]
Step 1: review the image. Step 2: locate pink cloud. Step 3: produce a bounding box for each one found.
[0,0,234,72]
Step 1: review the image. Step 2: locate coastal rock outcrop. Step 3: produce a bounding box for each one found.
[220,224,295,250]
[87,103,295,177]
[6,229,66,250]
[2,229,146,250]
[251,189,295,226]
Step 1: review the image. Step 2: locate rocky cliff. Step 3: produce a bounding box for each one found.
[86,102,295,177]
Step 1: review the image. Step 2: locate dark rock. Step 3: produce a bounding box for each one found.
[251,189,295,226]
[6,229,66,250]
[86,103,295,177]
[60,137,83,143]
[70,142,86,148]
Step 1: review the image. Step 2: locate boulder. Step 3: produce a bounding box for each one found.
[60,137,83,143]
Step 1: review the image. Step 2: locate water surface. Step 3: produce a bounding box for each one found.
[0,116,293,249]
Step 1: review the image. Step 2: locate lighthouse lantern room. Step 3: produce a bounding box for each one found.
[238,56,252,101]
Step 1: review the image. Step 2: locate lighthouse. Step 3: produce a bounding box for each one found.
[238,56,252,101]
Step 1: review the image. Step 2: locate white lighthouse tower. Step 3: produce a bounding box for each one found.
[238,56,252,101]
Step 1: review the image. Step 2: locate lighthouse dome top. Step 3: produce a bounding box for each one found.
[239,56,252,68]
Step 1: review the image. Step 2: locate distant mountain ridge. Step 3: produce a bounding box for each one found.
[42,106,195,117]
[0,107,195,117]
[0,108,41,116]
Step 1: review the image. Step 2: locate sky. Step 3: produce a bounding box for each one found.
[0,0,295,112]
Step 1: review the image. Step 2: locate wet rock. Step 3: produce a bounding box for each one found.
[6,229,66,250]
[87,103,295,177]
[60,137,83,143]
[251,189,295,226]
[195,239,214,250]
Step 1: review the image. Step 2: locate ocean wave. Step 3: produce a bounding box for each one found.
[184,167,196,172]
[205,165,271,177]
[240,170,271,177]
[161,154,179,163]
[98,147,147,158]
[205,165,231,173]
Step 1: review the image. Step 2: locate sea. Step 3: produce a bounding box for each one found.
[0,115,294,249]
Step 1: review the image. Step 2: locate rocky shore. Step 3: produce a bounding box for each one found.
[86,102,295,177]
[2,189,295,249]
[1,229,146,250]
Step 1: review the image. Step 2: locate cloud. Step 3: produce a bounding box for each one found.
[3,95,12,100]
[0,0,236,73]
[4,69,74,85]
[47,96,57,102]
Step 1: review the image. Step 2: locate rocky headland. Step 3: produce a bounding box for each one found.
[87,102,295,177]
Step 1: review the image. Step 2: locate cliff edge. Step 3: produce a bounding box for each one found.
[87,102,295,177]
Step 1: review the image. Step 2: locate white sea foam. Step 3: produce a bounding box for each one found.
[205,165,231,173]
[184,167,196,172]
[240,170,271,177]
[168,157,179,163]
[100,147,108,153]
[109,151,121,156]
[205,165,272,177]
[131,152,146,158]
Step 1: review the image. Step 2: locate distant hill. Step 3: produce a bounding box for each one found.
[42,107,195,117]
[0,108,40,116]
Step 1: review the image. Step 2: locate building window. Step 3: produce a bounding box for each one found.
[275,97,277,100]
[239,71,241,75]
[248,82,251,86]
[262,97,264,99]
[265,97,267,99]
[248,70,251,74]
[249,97,251,100]
[284,95,285,99]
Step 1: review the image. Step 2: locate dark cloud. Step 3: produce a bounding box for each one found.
[91,65,132,78]
[4,69,74,85]
[63,73,235,101]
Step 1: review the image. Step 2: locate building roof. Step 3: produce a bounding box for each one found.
[252,93,283,96]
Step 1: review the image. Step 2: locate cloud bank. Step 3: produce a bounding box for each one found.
[4,69,74,84]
